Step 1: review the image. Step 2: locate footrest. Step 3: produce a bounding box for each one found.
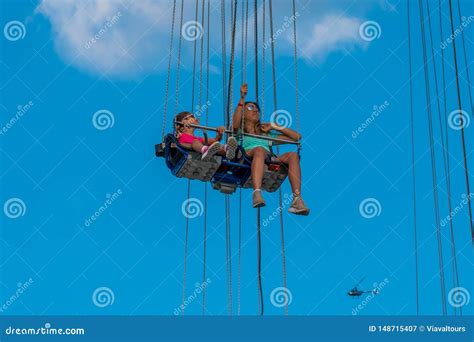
[212,182,238,194]
[175,153,222,182]
[242,164,288,192]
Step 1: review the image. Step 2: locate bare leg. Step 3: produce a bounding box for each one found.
[247,147,267,190]
[277,152,302,196]
[190,139,205,153]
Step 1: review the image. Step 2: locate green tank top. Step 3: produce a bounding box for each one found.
[237,129,277,152]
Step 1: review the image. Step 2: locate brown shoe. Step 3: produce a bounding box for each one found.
[252,189,266,208]
[288,196,310,216]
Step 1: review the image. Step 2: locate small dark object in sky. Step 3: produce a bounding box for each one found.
[347,277,379,297]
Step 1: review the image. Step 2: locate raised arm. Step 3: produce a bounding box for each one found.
[206,126,225,144]
[274,125,301,141]
[260,123,301,144]
[232,83,248,131]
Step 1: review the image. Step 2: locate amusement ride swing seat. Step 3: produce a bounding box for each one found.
[155,127,293,194]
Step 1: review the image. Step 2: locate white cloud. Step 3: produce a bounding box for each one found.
[37,0,173,78]
[298,14,367,61]
[37,0,376,79]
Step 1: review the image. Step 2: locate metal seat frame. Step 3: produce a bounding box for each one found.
[155,134,289,194]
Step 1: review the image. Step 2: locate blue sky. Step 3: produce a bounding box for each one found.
[0,0,473,316]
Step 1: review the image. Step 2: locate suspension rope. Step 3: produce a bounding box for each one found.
[239,0,250,133]
[254,0,259,103]
[244,0,249,81]
[227,0,238,128]
[182,181,190,315]
[202,0,209,316]
[257,207,264,315]
[191,0,199,110]
[425,1,451,182]
[259,0,267,314]
[268,0,278,117]
[172,0,189,315]
[254,0,264,317]
[227,0,239,316]
[456,0,474,116]
[221,0,228,125]
[426,1,461,316]
[237,0,246,316]
[198,0,205,111]
[237,187,242,315]
[202,184,208,315]
[221,0,234,316]
[406,0,419,316]
[261,0,266,120]
[225,195,233,315]
[174,0,185,115]
[447,0,474,242]
[268,0,288,316]
[437,0,461,316]
[161,0,177,139]
[418,0,447,315]
[292,0,301,135]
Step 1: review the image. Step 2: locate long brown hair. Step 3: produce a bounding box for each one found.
[174,111,193,134]
[243,101,261,133]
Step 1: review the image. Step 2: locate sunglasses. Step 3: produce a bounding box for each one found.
[246,104,258,111]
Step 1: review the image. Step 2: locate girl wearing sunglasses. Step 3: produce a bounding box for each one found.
[232,84,310,215]
[174,111,238,161]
